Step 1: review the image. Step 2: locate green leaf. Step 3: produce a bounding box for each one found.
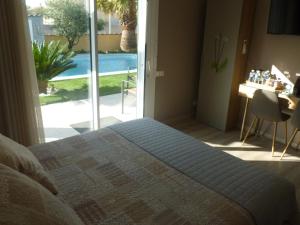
[46,0,88,50]
[211,58,228,73]
[32,40,77,82]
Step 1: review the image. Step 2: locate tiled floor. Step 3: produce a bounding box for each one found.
[41,92,137,142]
[172,119,300,224]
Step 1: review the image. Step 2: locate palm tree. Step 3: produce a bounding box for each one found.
[97,0,137,52]
[32,41,76,93]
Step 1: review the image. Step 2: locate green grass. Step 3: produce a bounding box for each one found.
[40,73,136,105]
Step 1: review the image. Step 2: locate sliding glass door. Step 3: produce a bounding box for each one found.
[97,0,147,126]
[26,0,147,141]
[26,0,95,141]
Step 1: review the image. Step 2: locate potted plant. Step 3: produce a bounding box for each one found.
[32,41,76,93]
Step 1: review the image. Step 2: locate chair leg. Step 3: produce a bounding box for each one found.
[272,122,278,157]
[285,121,288,145]
[242,117,257,145]
[280,128,298,160]
[256,119,264,137]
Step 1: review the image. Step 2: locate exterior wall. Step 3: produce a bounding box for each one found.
[154,0,206,122]
[97,11,122,34]
[98,34,121,52]
[43,11,122,35]
[44,34,121,52]
[28,16,44,43]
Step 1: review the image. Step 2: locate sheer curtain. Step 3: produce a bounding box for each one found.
[0,0,45,145]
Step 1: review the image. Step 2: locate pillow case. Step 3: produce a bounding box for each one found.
[0,133,58,194]
[0,163,83,225]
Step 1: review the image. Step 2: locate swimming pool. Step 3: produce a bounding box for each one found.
[58,53,137,78]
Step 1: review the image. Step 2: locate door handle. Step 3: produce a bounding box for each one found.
[146,60,151,76]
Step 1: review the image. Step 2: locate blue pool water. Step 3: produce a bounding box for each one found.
[58,53,137,77]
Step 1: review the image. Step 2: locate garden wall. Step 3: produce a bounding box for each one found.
[45,34,121,52]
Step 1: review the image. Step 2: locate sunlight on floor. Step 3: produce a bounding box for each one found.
[203,140,300,162]
[42,92,136,142]
[204,141,261,148]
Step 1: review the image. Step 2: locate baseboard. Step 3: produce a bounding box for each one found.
[159,113,195,126]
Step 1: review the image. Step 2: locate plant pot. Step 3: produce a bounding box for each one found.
[38,80,48,94]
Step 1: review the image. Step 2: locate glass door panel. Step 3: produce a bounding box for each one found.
[136,0,147,118]
[26,0,147,138]
[26,0,94,141]
[97,0,147,127]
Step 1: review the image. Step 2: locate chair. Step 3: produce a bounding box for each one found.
[280,102,300,159]
[242,89,290,156]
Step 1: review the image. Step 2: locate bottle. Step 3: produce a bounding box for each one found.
[249,70,255,82]
[256,70,261,84]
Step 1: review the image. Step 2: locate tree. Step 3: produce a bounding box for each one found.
[46,0,88,50]
[97,18,106,32]
[97,0,137,52]
[32,41,76,93]
[27,6,45,15]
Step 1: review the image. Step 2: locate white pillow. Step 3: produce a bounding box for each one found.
[0,163,83,225]
[0,133,58,194]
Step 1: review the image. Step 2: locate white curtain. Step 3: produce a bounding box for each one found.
[0,0,45,145]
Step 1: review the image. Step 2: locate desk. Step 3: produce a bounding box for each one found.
[238,83,298,140]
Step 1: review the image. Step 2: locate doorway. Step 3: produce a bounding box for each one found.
[26,0,149,141]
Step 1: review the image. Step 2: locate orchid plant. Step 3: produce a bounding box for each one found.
[211,33,229,73]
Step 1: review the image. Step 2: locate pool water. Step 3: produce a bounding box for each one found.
[58,53,137,77]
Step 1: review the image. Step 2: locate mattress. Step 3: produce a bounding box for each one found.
[110,118,298,225]
[30,118,297,225]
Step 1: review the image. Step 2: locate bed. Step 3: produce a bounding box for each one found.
[30,118,297,225]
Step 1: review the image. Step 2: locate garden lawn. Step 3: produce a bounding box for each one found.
[40,73,136,105]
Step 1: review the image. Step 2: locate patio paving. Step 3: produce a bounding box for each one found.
[41,92,136,142]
